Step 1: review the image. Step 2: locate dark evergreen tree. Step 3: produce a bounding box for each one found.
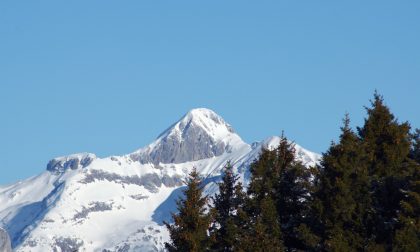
[209,161,247,252]
[164,168,211,252]
[357,92,413,250]
[244,136,319,251]
[274,137,318,251]
[245,147,284,251]
[392,161,420,251]
[315,115,372,251]
[393,129,420,251]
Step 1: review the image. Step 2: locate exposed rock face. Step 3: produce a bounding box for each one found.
[0,228,12,252]
[131,108,245,164]
[147,123,227,164]
[47,153,96,173]
[80,169,183,193]
[52,237,84,252]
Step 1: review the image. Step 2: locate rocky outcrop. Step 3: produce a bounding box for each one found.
[79,169,184,193]
[47,153,96,173]
[147,123,229,164]
[0,228,12,252]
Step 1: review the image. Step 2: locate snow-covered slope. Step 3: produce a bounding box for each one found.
[0,108,320,252]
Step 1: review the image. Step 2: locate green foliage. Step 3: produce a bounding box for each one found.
[245,146,284,251]
[164,168,211,252]
[209,161,247,252]
[357,92,414,249]
[244,136,317,251]
[357,92,411,177]
[315,114,372,251]
[275,137,318,251]
[163,92,420,252]
[393,159,420,251]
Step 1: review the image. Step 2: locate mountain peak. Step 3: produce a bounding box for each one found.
[186,107,217,116]
[131,108,247,164]
[170,108,235,137]
[184,108,229,124]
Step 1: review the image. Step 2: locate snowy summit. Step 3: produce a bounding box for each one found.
[131,108,247,164]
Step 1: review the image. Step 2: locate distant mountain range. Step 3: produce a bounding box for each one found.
[0,108,320,252]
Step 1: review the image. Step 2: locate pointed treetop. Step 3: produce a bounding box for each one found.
[342,113,351,130]
[358,91,399,139]
[340,113,352,136]
[373,89,384,104]
[368,91,390,116]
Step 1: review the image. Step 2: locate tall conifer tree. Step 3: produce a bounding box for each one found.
[165,168,211,252]
[315,115,372,251]
[275,137,318,251]
[209,161,247,252]
[357,93,413,250]
[245,147,284,251]
[244,136,318,251]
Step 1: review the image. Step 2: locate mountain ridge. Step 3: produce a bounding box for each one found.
[0,108,321,252]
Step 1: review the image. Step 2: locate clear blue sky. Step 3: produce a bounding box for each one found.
[1,1,419,184]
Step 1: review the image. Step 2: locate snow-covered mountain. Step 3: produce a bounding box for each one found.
[0,108,320,252]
